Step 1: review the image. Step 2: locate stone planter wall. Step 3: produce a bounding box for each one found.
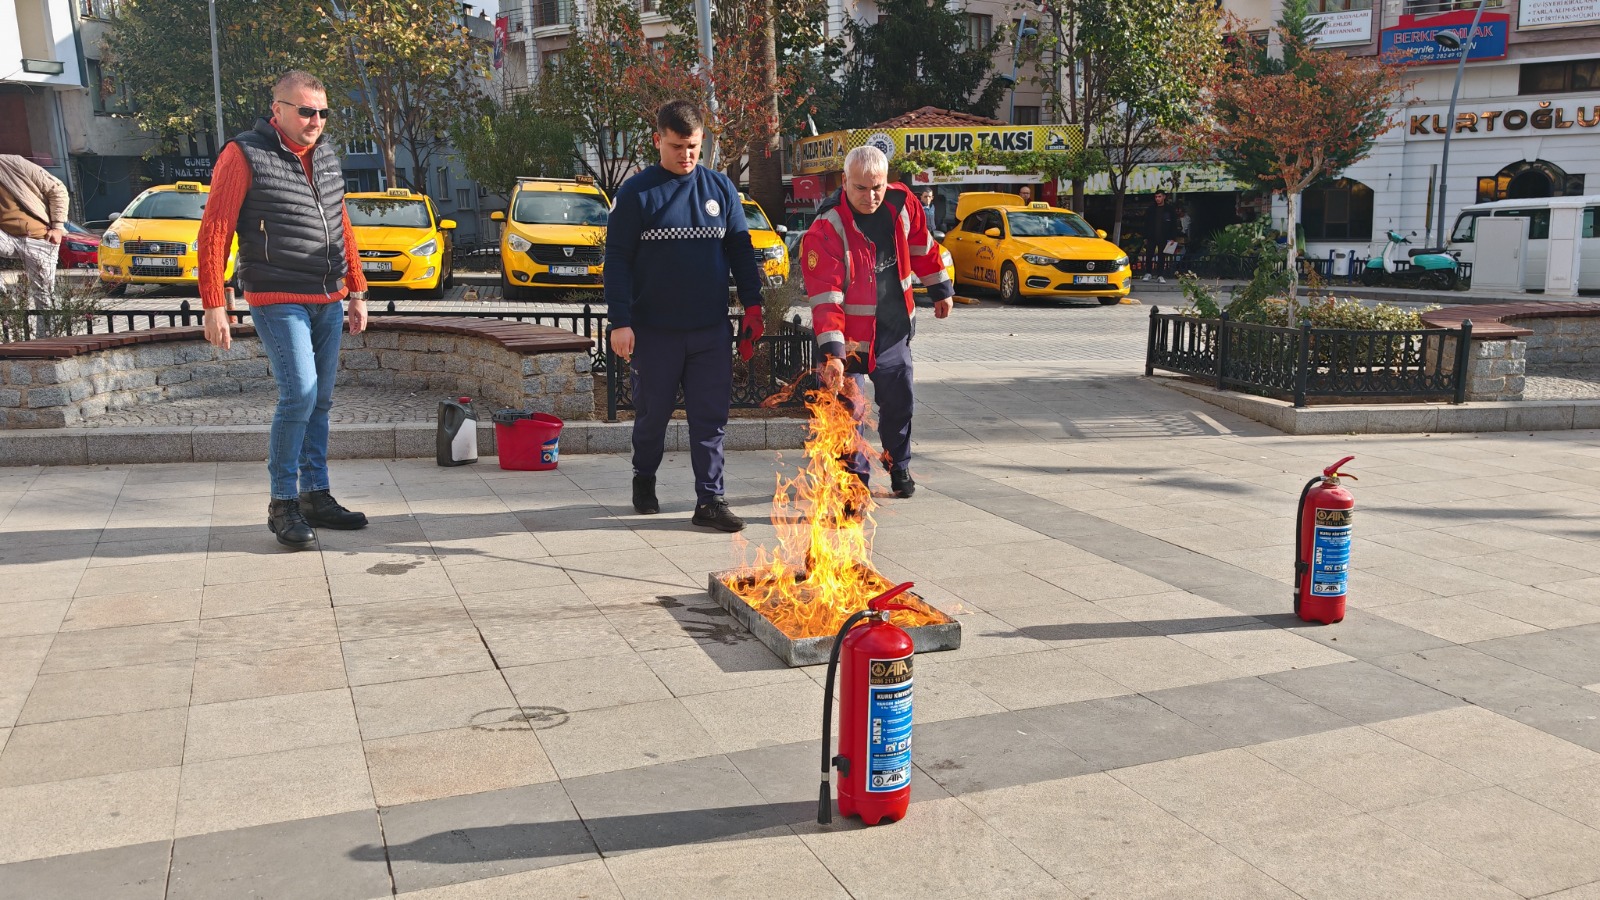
[1518,316,1600,366]
[1440,336,1527,402]
[0,321,595,429]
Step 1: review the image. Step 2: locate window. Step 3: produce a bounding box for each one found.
[1012,105,1040,125]
[965,14,992,52]
[1404,0,1500,15]
[639,0,659,12]
[80,0,118,19]
[437,166,451,199]
[1497,209,1551,240]
[1301,178,1374,240]
[1310,0,1371,10]
[85,60,133,114]
[457,188,472,210]
[962,209,1000,235]
[1450,211,1485,242]
[542,49,565,72]
[1519,59,1600,95]
[345,135,377,155]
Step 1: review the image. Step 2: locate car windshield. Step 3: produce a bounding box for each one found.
[122,191,207,220]
[345,199,431,229]
[1006,212,1096,238]
[1450,212,1485,242]
[743,203,773,231]
[512,193,609,226]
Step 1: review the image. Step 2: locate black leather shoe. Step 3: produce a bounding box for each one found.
[692,497,745,532]
[633,475,660,515]
[298,489,368,530]
[890,467,916,499]
[268,499,316,550]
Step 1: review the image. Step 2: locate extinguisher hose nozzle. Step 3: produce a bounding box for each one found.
[818,781,832,825]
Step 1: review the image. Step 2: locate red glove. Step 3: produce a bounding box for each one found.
[737,305,764,361]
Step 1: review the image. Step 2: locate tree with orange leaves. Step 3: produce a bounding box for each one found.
[1193,0,1413,304]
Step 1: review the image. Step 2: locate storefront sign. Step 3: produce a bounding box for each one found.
[1404,97,1600,139]
[1308,8,1373,45]
[1379,11,1508,65]
[1518,0,1600,29]
[794,125,1083,175]
[148,156,216,182]
[1081,162,1248,196]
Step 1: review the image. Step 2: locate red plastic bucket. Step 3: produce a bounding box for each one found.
[494,412,563,471]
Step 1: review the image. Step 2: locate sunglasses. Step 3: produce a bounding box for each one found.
[274,100,331,120]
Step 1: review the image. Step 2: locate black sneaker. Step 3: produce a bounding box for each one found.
[890,467,916,499]
[298,489,368,530]
[268,498,316,550]
[633,475,660,515]
[692,497,745,532]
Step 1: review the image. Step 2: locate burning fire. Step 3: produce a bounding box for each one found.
[725,382,949,639]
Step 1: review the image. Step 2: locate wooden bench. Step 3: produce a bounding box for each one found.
[0,316,596,429]
[1421,301,1600,401]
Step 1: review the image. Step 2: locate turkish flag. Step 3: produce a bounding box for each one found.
[791,176,822,202]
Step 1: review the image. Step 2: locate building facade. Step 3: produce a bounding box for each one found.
[1284,0,1600,260]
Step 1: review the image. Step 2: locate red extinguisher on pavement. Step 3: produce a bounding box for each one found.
[1295,456,1357,624]
[818,582,917,826]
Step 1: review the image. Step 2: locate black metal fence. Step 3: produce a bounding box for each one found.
[17,303,816,421]
[1145,307,1473,407]
[1165,252,1472,287]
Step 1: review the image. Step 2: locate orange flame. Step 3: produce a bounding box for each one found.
[725,381,949,639]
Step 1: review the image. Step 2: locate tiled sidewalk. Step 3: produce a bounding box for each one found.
[2,365,1600,899]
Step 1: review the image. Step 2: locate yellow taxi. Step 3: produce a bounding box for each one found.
[98,181,236,296]
[491,176,609,301]
[740,196,790,285]
[943,194,1130,305]
[345,188,455,298]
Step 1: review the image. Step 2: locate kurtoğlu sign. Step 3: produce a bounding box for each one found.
[1380,11,1509,65]
[1405,98,1600,139]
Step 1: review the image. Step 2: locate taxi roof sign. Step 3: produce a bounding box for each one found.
[385,188,413,197]
[1028,201,1049,208]
[175,181,202,192]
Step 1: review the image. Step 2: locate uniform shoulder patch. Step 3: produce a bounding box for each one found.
[806,250,818,271]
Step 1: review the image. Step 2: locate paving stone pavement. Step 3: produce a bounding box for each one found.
[4,295,1600,898]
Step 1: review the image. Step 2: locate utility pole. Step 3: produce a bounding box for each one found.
[208,0,226,152]
[693,0,718,168]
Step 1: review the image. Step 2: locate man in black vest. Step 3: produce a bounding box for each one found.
[199,70,371,550]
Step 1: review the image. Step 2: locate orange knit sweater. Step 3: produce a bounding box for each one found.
[198,120,367,311]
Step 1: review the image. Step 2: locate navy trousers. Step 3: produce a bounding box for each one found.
[847,337,914,484]
[630,323,732,503]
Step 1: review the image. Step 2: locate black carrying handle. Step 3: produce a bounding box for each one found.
[818,609,872,825]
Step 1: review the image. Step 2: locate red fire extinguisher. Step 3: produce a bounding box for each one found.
[818,582,916,827]
[1295,456,1357,624]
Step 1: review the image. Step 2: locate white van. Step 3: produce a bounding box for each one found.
[1447,195,1600,292]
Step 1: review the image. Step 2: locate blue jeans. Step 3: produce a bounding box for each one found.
[252,301,344,500]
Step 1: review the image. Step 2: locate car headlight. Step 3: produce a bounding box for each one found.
[190,240,199,252]
[1021,254,1058,266]
[759,246,785,261]
[103,232,121,249]
[507,233,531,253]
[1114,255,1130,268]
[411,238,438,257]
[66,241,96,252]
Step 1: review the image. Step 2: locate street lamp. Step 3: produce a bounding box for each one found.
[1005,14,1039,125]
[208,0,225,152]
[1430,0,1490,252]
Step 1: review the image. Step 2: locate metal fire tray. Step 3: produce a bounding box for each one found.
[707,572,962,667]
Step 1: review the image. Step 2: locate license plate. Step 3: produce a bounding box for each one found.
[361,261,391,272]
[1074,274,1108,284]
[132,256,179,268]
[550,265,587,276]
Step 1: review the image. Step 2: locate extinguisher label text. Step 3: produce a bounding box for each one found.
[1311,518,1352,597]
[867,654,913,793]
[1316,508,1352,527]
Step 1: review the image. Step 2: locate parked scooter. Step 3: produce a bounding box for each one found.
[1361,230,1459,290]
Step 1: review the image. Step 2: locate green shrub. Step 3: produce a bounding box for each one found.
[1294,297,1438,330]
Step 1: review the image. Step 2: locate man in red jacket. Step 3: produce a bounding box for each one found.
[801,145,953,500]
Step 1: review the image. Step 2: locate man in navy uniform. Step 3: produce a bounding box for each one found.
[605,100,765,532]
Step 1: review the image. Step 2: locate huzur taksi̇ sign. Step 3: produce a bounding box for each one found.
[1404,97,1600,140]
[794,125,1084,175]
